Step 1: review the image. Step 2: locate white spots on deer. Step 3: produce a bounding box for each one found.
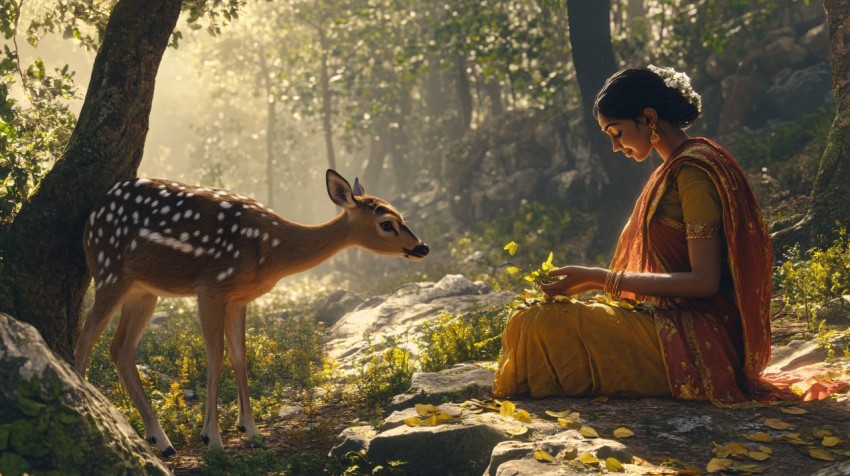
[85,177,295,292]
[216,267,235,282]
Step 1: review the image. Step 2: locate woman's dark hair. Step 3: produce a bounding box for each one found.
[593,68,700,128]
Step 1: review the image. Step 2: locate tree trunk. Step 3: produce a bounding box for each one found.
[257,45,278,209]
[317,21,337,171]
[454,53,473,131]
[362,131,386,191]
[772,0,850,253]
[0,0,183,362]
[567,0,646,256]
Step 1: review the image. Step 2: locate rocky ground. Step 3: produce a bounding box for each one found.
[153,275,850,475]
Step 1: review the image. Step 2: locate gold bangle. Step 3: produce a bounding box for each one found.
[609,270,625,299]
[604,269,624,298]
[604,269,616,295]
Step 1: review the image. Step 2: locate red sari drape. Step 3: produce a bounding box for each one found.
[611,138,774,402]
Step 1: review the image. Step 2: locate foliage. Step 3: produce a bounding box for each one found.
[85,286,333,445]
[0,1,79,246]
[355,337,415,407]
[202,447,283,476]
[775,226,850,329]
[612,0,790,68]
[450,201,591,291]
[417,306,509,372]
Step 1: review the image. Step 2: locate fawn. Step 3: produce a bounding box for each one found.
[74,169,428,455]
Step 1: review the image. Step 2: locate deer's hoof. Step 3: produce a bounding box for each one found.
[201,434,209,445]
[162,446,177,458]
[237,424,246,433]
[147,436,157,444]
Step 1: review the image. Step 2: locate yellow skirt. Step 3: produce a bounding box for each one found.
[492,301,670,398]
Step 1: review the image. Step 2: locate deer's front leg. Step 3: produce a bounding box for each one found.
[198,295,227,449]
[224,303,258,439]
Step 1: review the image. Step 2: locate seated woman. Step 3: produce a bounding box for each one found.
[492,66,775,403]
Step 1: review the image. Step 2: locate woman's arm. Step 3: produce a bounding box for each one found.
[539,237,722,298]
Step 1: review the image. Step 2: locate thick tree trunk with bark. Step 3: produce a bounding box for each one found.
[772,0,850,253]
[0,0,183,362]
[567,0,647,256]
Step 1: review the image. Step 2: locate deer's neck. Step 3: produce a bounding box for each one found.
[264,212,351,278]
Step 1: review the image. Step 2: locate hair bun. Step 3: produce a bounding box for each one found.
[647,65,702,114]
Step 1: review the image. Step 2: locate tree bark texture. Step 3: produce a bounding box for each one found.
[567,0,647,256]
[772,0,850,253]
[0,0,183,361]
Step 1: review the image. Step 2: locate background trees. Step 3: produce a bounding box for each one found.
[1,0,841,360]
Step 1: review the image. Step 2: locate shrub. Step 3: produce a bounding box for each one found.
[356,338,415,407]
[775,226,850,329]
[417,307,509,372]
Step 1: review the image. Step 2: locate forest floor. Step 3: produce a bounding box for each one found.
[158,314,850,475]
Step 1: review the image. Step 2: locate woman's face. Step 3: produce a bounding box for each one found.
[597,114,653,162]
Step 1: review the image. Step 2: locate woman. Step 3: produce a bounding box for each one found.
[492,66,774,403]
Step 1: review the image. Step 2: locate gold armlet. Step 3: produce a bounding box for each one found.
[685,220,721,240]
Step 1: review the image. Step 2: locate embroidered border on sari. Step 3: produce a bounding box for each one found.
[685,220,720,239]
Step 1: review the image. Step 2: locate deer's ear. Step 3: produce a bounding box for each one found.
[353,177,365,197]
[327,169,357,209]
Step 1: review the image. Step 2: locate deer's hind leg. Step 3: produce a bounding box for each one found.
[223,303,258,439]
[75,281,132,375]
[109,292,176,456]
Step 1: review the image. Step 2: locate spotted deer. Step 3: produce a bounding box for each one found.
[74,170,429,455]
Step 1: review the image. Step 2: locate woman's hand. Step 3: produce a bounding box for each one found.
[539,266,607,297]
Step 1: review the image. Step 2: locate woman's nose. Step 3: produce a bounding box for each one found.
[611,139,621,152]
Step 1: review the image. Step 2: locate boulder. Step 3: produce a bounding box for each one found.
[486,432,633,475]
[366,422,507,476]
[0,313,170,475]
[763,63,833,120]
[328,425,377,459]
[386,364,495,414]
[325,274,512,374]
[315,290,363,326]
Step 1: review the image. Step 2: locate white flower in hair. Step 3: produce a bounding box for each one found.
[647,64,702,114]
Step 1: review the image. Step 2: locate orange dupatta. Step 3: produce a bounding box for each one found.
[610,138,774,402]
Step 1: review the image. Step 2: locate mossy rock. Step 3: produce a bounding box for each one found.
[0,313,169,475]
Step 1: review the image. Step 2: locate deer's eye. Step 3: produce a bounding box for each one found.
[380,221,394,232]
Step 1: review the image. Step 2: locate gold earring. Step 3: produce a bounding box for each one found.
[650,124,660,145]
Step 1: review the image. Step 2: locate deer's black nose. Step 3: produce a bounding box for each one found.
[412,243,429,257]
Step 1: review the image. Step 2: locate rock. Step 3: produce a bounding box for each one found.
[801,23,829,61]
[366,422,507,476]
[278,404,304,420]
[763,63,833,120]
[547,170,586,206]
[494,459,579,475]
[325,274,512,374]
[486,432,632,475]
[759,36,810,73]
[315,290,363,326]
[329,425,377,459]
[386,363,495,414]
[766,339,829,373]
[0,313,170,475]
[812,461,850,476]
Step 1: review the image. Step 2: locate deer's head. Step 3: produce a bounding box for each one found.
[326,170,429,261]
